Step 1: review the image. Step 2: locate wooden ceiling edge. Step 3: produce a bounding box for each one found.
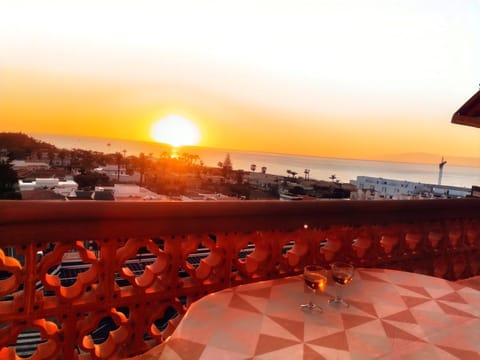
[451,114,480,128]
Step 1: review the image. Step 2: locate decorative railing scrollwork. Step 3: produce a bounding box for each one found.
[0,199,479,358]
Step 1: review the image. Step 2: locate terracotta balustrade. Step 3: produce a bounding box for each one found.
[1,199,479,359]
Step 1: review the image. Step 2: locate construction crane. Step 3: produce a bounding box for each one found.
[438,157,447,185]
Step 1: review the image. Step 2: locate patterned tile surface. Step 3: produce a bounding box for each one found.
[144,269,480,359]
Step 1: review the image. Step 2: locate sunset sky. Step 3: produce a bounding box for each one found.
[1,0,479,164]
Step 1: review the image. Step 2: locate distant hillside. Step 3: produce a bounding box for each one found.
[0,132,58,159]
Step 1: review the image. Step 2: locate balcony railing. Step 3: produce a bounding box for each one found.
[1,199,479,359]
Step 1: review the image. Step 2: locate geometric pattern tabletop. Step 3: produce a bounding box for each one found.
[138,269,480,359]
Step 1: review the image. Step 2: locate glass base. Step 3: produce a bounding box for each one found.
[328,296,349,308]
[300,301,323,312]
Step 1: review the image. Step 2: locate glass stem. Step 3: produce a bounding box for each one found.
[336,284,343,301]
[310,289,316,306]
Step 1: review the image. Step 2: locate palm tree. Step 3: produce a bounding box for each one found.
[250,164,256,172]
[0,159,18,193]
[329,174,337,182]
[190,154,201,166]
[223,153,232,171]
[261,166,267,174]
[160,151,170,159]
[47,150,55,166]
[58,150,67,168]
[115,152,123,181]
[137,152,148,186]
[236,169,245,184]
[218,154,232,179]
[304,169,310,180]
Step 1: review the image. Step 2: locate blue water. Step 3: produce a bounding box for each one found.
[34,134,480,188]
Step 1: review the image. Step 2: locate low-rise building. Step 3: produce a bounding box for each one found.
[472,186,480,198]
[93,165,140,183]
[11,160,50,170]
[95,184,160,200]
[18,178,78,197]
[432,185,472,198]
[247,172,282,189]
[351,176,471,200]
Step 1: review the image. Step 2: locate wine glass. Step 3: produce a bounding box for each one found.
[300,265,327,312]
[328,261,354,307]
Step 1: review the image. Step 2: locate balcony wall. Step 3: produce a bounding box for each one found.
[1,199,479,359]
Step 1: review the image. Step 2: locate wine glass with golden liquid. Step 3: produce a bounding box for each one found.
[300,265,327,312]
[328,261,354,307]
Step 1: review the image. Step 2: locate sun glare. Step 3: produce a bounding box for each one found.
[151,115,201,147]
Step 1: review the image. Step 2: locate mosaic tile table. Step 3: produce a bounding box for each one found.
[141,269,480,359]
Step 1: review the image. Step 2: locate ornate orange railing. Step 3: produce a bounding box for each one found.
[1,199,479,359]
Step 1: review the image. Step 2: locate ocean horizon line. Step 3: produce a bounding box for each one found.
[23,132,479,188]
[28,132,480,169]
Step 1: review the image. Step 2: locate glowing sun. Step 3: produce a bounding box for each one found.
[151,115,201,147]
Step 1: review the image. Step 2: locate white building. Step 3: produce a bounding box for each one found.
[93,165,140,183]
[247,172,282,189]
[352,176,430,199]
[11,160,50,170]
[96,184,161,200]
[19,178,78,197]
[432,186,471,198]
[351,176,471,200]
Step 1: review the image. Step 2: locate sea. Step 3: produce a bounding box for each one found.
[34,134,480,189]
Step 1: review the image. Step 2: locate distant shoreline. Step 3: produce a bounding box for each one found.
[17,132,477,188]
[30,132,480,169]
